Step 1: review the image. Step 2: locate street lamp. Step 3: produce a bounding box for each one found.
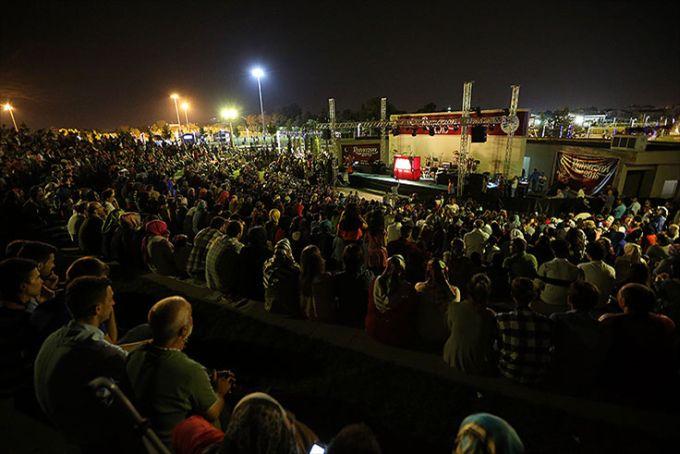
[220,107,239,148]
[181,101,190,127]
[3,102,18,132]
[170,93,182,136]
[250,66,266,137]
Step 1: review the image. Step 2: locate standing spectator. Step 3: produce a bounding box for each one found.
[496,278,552,384]
[365,255,417,347]
[186,216,226,281]
[414,259,460,347]
[614,243,645,284]
[205,220,244,295]
[612,199,627,219]
[443,273,497,375]
[126,296,234,449]
[628,197,641,216]
[578,241,616,306]
[263,239,301,316]
[299,245,335,322]
[387,224,426,283]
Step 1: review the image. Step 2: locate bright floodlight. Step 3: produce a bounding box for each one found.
[221,107,239,120]
[181,101,190,111]
[3,103,12,111]
[533,118,541,125]
[251,67,265,79]
[170,93,180,100]
[573,115,585,126]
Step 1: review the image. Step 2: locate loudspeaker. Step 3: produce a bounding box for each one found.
[322,129,331,140]
[471,125,487,143]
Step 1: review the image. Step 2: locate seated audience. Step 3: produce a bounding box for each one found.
[126,296,234,448]
[443,273,497,375]
[300,244,335,322]
[496,278,552,384]
[578,241,616,307]
[365,255,417,347]
[503,238,538,280]
[333,243,373,327]
[532,238,579,315]
[186,216,226,281]
[599,283,676,395]
[34,276,134,452]
[415,258,460,347]
[454,413,524,454]
[238,225,272,301]
[264,239,301,317]
[144,219,180,276]
[550,281,608,388]
[78,201,105,255]
[205,220,244,295]
[327,423,382,454]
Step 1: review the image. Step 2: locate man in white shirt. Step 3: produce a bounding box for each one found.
[464,219,490,257]
[386,214,403,244]
[628,197,641,216]
[533,239,580,315]
[577,242,616,306]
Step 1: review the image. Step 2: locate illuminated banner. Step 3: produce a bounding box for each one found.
[554,152,619,194]
[341,143,381,163]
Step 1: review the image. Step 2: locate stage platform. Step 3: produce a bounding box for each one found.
[348,172,448,197]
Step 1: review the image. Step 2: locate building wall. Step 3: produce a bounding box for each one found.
[387,135,527,177]
[524,141,680,199]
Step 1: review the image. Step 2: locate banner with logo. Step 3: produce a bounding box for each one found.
[554,152,619,194]
[341,143,381,163]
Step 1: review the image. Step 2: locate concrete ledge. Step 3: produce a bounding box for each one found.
[135,273,680,452]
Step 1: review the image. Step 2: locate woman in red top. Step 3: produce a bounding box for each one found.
[365,255,417,347]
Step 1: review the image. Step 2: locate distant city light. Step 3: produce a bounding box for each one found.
[180,102,190,111]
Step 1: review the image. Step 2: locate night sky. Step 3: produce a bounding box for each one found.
[1,0,678,130]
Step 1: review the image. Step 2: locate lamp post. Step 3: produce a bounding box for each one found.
[181,102,190,128]
[220,107,239,148]
[170,93,182,138]
[3,102,18,132]
[250,67,266,137]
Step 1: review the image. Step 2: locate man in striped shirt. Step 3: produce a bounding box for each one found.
[186,217,226,281]
[496,277,553,384]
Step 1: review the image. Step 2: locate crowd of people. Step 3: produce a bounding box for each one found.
[1,125,679,453]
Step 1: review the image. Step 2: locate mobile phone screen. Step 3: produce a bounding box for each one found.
[309,443,325,454]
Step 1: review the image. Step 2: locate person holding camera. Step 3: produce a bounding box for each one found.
[126,296,235,449]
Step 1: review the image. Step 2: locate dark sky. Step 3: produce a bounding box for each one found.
[1,0,678,130]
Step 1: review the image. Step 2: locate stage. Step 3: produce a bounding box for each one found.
[348,172,449,198]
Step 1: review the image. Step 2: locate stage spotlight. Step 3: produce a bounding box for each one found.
[411,128,418,137]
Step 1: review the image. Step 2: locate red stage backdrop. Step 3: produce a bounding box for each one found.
[341,143,381,163]
[554,152,619,194]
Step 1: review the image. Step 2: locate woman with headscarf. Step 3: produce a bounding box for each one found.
[263,239,301,317]
[111,212,144,271]
[172,392,318,454]
[415,259,460,348]
[454,413,524,454]
[365,255,417,347]
[614,242,646,284]
[143,219,179,276]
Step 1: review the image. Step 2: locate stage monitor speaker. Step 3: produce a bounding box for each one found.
[465,173,486,198]
[471,125,487,143]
